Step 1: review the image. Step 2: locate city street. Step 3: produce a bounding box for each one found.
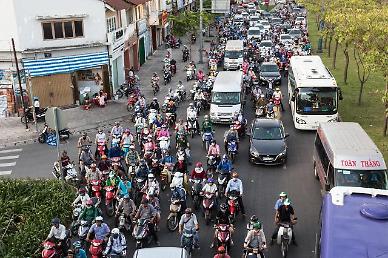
[1,41,322,258]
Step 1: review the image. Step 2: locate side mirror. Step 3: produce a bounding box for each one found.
[324,182,330,192]
[291,94,295,102]
[338,87,343,100]
[284,133,290,138]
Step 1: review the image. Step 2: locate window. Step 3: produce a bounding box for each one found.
[42,20,84,40]
[126,8,134,25]
[314,135,330,172]
[106,16,117,33]
[135,5,144,21]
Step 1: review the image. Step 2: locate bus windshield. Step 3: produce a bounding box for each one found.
[335,169,388,190]
[212,92,240,105]
[296,87,337,115]
[225,50,243,59]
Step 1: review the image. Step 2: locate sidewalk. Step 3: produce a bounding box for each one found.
[0,35,212,148]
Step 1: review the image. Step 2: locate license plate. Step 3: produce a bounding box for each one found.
[262,157,273,161]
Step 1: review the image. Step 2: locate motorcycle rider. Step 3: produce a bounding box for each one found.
[85,163,101,186]
[224,125,239,152]
[95,128,108,156]
[270,198,297,246]
[77,132,92,157]
[266,99,275,116]
[213,246,231,258]
[108,142,123,161]
[171,182,187,211]
[87,216,110,242]
[210,203,235,248]
[166,99,177,121]
[146,173,160,197]
[202,115,214,135]
[190,162,207,181]
[134,198,160,246]
[73,188,91,208]
[79,146,95,176]
[60,150,71,178]
[225,172,246,216]
[186,103,199,131]
[106,171,121,188]
[118,177,132,198]
[274,192,288,210]
[151,73,160,88]
[272,87,284,111]
[136,159,150,179]
[46,218,68,254]
[157,124,170,139]
[125,144,140,167]
[217,154,233,181]
[208,140,221,163]
[147,193,161,231]
[182,45,189,61]
[149,97,160,112]
[194,89,206,109]
[244,222,267,258]
[135,94,147,115]
[71,241,87,258]
[111,121,124,140]
[116,194,136,225]
[179,208,200,248]
[78,199,99,224]
[197,69,205,81]
[256,94,268,110]
[175,119,187,135]
[103,228,127,257]
[202,177,218,209]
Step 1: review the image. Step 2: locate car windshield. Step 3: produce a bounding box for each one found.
[261,21,269,25]
[251,17,260,21]
[335,169,388,190]
[261,64,278,73]
[253,126,284,140]
[249,30,261,35]
[260,42,272,47]
[281,35,292,40]
[296,87,337,115]
[212,92,240,105]
[225,50,243,59]
[290,30,301,35]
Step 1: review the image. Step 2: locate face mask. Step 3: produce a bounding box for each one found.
[233,178,237,182]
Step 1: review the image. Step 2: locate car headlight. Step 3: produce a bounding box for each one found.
[250,146,260,157]
[276,148,287,159]
[327,118,338,123]
[296,117,307,124]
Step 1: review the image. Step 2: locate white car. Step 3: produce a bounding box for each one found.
[248,28,262,40]
[295,16,306,25]
[241,11,249,19]
[280,34,293,45]
[259,40,273,56]
[259,20,270,31]
[247,3,255,9]
[249,16,261,27]
[254,24,266,34]
[233,14,244,25]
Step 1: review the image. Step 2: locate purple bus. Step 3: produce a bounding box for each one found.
[316,186,388,258]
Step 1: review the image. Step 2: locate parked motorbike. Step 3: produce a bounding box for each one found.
[201,192,215,225]
[38,124,71,143]
[115,83,130,99]
[21,106,47,124]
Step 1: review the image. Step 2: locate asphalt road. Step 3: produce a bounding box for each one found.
[1,40,322,258]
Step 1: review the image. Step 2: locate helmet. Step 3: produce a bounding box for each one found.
[283,198,291,206]
[86,199,93,206]
[250,215,259,222]
[260,94,265,98]
[217,246,226,253]
[109,172,115,178]
[82,132,87,137]
[189,103,194,107]
[276,87,280,91]
[125,128,130,133]
[279,192,287,197]
[78,188,86,194]
[115,121,119,125]
[141,198,149,204]
[51,218,60,224]
[148,173,155,179]
[253,222,262,229]
[230,125,234,129]
[207,178,214,183]
[129,144,135,149]
[185,208,192,214]
[111,228,120,234]
[178,156,184,161]
[73,241,81,248]
[137,113,142,117]
[153,97,157,101]
[220,203,227,211]
[95,216,103,221]
[196,162,203,167]
[232,172,239,178]
[204,115,209,120]
[161,124,166,128]
[123,194,130,199]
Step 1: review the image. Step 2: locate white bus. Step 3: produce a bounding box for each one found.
[288,56,342,130]
[223,40,244,71]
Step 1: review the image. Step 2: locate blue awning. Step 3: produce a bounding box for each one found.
[22,52,109,77]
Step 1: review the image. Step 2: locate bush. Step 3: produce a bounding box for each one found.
[0,179,76,257]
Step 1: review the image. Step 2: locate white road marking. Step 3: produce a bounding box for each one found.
[0,155,19,160]
[0,162,16,167]
[0,148,22,154]
[0,171,12,175]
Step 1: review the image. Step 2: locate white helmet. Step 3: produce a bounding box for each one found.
[148,173,155,179]
[111,228,120,234]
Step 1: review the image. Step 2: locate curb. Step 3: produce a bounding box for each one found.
[0,136,39,149]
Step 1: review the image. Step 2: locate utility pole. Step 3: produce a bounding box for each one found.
[198,0,204,64]
[11,38,28,129]
[27,72,38,132]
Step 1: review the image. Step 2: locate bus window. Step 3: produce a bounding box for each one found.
[327,164,334,188]
[314,136,329,171]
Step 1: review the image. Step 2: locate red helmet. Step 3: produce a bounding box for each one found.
[195,162,203,167]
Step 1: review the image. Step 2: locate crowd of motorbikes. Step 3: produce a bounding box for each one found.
[40,1,307,258]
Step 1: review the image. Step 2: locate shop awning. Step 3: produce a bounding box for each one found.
[104,0,133,10]
[128,0,150,5]
[22,52,109,77]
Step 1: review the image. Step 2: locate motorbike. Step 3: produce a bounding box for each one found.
[115,83,130,99]
[118,210,132,232]
[227,191,240,224]
[131,105,143,123]
[21,106,47,124]
[151,80,159,95]
[191,34,196,44]
[96,140,107,159]
[157,136,170,153]
[41,240,61,258]
[266,110,275,119]
[277,222,294,258]
[166,196,182,231]
[133,177,147,206]
[187,117,198,138]
[160,163,174,191]
[165,112,176,128]
[70,204,82,236]
[52,162,79,185]
[78,220,90,247]
[90,179,102,204]
[104,185,116,217]
[194,99,202,114]
[190,179,202,210]
[150,157,161,176]
[132,218,152,249]
[171,64,177,75]
[38,125,71,144]
[206,155,218,179]
[164,70,171,85]
[217,172,228,199]
[244,247,266,258]
[255,106,265,118]
[186,67,195,81]
[183,49,189,62]
[201,192,215,225]
[181,228,195,255]
[127,94,138,111]
[89,239,104,258]
[202,132,213,150]
[214,224,231,252]
[227,140,238,163]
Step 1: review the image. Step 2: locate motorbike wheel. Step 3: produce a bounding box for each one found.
[38,134,46,144]
[193,195,200,210]
[281,240,288,258]
[166,215,178,232]
[106,202,115,217]
[218,185,224,199]
[205,141,210,150]
[161,183,167,191]
[230,152,235,163]
[190,129,194,138]
[116,90,124,99]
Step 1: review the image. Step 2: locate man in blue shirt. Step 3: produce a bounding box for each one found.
[87,216,110,241]
[217,155,233,181]
[225,172,245,215]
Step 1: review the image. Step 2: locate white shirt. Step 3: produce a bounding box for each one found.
[95,132,107,143]
[33,100,40,108]
[47,224,66,240]
[187,109,197,120]
[202,183,218,194]
[273,91,282,99]
[72,193,91,207]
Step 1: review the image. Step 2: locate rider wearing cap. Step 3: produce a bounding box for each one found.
[46,218,68,254]
[274,192,288,210]
[271,198,297,246]
[179,208,200,248]
[87,216,110,242]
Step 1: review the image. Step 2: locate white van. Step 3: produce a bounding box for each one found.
[224,40,244,70]
[248,27,261,40]
[210,71,243,124]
